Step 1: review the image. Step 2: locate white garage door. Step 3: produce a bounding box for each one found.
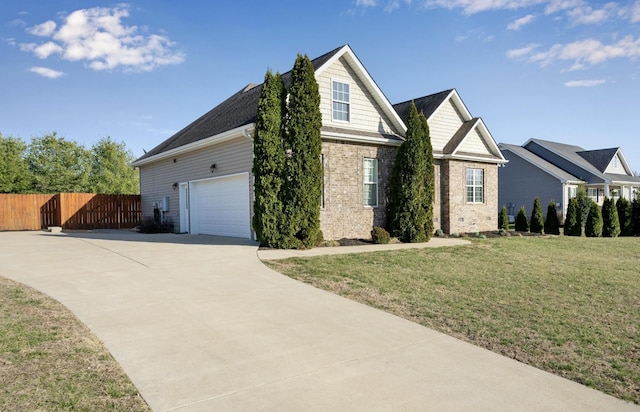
[189,173,251,238]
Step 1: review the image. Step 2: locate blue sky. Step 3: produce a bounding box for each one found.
[2,1,639,170]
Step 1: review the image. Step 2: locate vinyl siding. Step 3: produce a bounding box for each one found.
[428,99,465,152]
[525,141,604,183]
[138,136,253,230]
[317,56,396,134]
[457,126,492,156]
[498,149,564,220]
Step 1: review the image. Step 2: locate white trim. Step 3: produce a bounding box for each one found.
[363,157,378,207]
[331,78,351,123]
[448,118,505,161]
[315,45,407,134]
[427,90,472,123]
[189,171,249,185]
[321,130,403,146]
[439,153,508,164]
[131,125,254,167]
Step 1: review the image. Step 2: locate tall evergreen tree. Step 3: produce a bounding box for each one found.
[575,185,591,231]
[388,102,429,242]
[499,205,510,230]
[632,197,640,235]
[616,197,632,236]
[252,71,286,247]
[281,54,323,248]
[26,133,91,193]
[585,200,603,237]
[89,137,139,194]
[0,133,31,193]
[420,111,435,240]
[564,197,581,236]
[530,197,544,233]
[602,197,620,237]
[515,206,529,232]
[544,200,560,235]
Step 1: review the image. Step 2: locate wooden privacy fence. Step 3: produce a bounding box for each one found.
[0,193,141,231]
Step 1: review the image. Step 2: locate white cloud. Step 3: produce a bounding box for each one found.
[506,43,540,58]
[630,0,640,23]
[356,0,378,6]
[422,0,545,15]
[28,20,57,36]
[29,66,65,79]
[524,36,640,68]
[508,14,536,30]
[544,0,584,14]
[567,2,617,25]
[19,5,184,73]
[564,79,606,87]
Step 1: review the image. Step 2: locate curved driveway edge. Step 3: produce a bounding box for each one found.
[0,231,636,411]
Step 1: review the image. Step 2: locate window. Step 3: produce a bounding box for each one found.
[320,154,325,208]
[363,158,378,207]
[568,187,577,199]
[466,168,484,203]
[332,80,350,122]
[588,187,598,201]
[613,155,619,169]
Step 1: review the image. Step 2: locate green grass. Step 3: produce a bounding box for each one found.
[266,235,640,404]
[0,277,150,412]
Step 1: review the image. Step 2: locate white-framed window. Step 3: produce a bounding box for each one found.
[332,80,350,122]
[588,187,598,202]
[568,187,577,199]
[613,155,619,169]
[466,168,484,203]
[320,154,325,209]
[363,158,378,207]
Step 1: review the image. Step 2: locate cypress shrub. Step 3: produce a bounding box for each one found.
[515,206,529,232]
[499,205,510,230]
[281,54,323,249]
[252,71,286,248]
[602,197,620,237]
[544,200,560,235]
[585,201,603,237]
[388,101,429,243]
[420,113,435,241]
[575,185,590,231]
[564,197,581,236]
[633,197,640,235]
[530,197,544,233]
[616,197,632,236]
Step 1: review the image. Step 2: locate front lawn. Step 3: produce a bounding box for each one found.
[266,236,640,404]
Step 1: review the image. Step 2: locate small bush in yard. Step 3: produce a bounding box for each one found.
[585,201,603,237]
[515,206,529,232]
[602,198,620,238]
[544,200,560,235]
[564,197,581,236]
[530,197,544,233]
[499,205,509,230]
[371,226,391,244]
[435,228,444,237]
[616,197,633,236]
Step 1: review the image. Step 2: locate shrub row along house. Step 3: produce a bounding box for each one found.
[499,139,640,223]
[131,45,506,240]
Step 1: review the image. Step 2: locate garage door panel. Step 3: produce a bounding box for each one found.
[190,173,250,238]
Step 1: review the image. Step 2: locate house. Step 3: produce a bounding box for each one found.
[131,45,506,240]
[499,138,640,222]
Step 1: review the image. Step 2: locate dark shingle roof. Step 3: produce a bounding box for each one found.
[443,119,477,154]
[499,143,583,182]
[135,45,345,162]
[392,89,452,122]
[577,148,618,172]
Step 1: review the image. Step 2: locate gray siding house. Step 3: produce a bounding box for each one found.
[131,45,506,240]
[499,139,640,222]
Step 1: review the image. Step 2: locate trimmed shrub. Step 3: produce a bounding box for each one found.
[633,197,640,235]
[602,198,620,237]
[530,197,544,233]
[499,205,509,230]
[544,200,560,235]
[575,185,590,231]
[616,197,633,236]
[515,206,529,232]
[564,197,581,236]
[371,226,391,244]
[585,201,603,237]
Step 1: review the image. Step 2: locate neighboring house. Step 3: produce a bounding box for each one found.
[131,45,506,240]
[499,138,640,222]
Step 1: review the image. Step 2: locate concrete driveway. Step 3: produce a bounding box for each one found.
[0,231,636,411]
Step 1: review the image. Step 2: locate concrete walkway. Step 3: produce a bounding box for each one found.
[0,231,636,411]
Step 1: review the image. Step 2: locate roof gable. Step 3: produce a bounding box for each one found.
[499,143,583,183]
[577,148,618,173]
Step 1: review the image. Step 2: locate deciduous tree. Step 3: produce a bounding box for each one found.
[89,137,139,194]
[0,134,31,193]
